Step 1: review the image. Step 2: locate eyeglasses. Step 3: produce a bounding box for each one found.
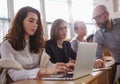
[92,12,106,21]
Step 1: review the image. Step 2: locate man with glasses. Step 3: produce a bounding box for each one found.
[92,5,120,83]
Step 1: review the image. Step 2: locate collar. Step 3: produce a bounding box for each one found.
[101,19,115,32]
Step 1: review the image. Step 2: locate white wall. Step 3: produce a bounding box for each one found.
[93,0,120,19]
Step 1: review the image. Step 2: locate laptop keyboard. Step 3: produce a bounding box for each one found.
[60,73,73,78]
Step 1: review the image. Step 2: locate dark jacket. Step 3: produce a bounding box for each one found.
[45,39,76,63]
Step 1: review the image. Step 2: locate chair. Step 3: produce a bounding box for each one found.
[0,58,24,84]
[40,49,51,68]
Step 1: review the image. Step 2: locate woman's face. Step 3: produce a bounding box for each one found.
[58,22,67,40]
[23,12,38,39]
[76,23,87,37]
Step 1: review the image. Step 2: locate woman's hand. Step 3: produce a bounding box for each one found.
[67,60,76,71]
[48,62,69,75]
[94,59,105,68]
[37,62,69,78]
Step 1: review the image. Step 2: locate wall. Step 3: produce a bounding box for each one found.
[93,0,120,19]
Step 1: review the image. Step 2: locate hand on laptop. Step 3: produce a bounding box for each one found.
[67,60,76,71]
[37,62,69,78]
[53,62,69,74]
[94,59,105,68]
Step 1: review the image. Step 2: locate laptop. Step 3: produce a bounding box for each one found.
[42,42,97,80]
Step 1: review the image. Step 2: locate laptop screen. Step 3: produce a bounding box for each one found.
[42,42,98,80]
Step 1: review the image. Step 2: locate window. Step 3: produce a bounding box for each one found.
[71,0,93,23]
[71,0,97,37]
[0,0,41,42]
[14,0,40,14]
[0,0,97,42]
[86,24,97,38]
[45,0,97,39]
[0,0,9,42]
[45,0,70,39]
[118,0,120,11]
[45,0,69,22]
[0,0,8,18]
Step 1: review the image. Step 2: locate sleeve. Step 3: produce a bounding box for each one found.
[70,46,76,60]
[40,50,50,68]
[66,42,76,60]
[93,30,104,59]
[8,68,40,81]
[70,39,78,53]
[45,41,56,62]
[0,41,40,81]
[45,41,54,57]
[1,41,15,59]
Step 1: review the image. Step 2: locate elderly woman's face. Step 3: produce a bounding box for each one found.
[76,23,87,37]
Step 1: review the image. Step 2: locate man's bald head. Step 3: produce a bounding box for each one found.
[93,5,108,18]
[92,5,110,29]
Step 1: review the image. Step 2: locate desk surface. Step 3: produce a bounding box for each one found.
[11,71,103,84]
[11,57,115,84]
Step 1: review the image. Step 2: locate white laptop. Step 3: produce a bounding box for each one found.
[42,42,97,80]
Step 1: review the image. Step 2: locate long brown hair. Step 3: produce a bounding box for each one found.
[4,6,45,53]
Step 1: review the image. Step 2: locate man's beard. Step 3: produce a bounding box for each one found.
[98,19,109,29]
[96,20,109,30]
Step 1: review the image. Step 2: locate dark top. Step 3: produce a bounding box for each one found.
[45,39,76,63]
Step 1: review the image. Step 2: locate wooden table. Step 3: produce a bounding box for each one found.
[11,57,115,84]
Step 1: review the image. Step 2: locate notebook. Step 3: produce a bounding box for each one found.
[42,42,97,80]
